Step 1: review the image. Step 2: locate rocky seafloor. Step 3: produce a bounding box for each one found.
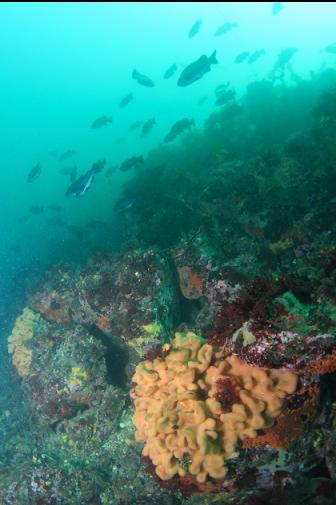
[1,75,336,504]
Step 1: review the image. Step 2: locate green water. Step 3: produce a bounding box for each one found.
[0,3,336,504]
[1,2,335,269]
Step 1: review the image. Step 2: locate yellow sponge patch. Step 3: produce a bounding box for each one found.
[131,332,297,483]
[8,308,40,377]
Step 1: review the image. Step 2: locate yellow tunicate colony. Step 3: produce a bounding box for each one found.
[131,332,298,484]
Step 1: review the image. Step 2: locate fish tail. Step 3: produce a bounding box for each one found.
[209,51,218,65]
[132,69,138,79]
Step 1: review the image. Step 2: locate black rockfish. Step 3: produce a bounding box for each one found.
[177,51,218,87]
[141,118,156,137]
[119,93,133,108]
[163,63,177,79]
[27,162,41,183]
[91,116,112,129]
[65,163,102,198]
[120,156,144,172]
[164,118,195,142]
[132,69,155,87]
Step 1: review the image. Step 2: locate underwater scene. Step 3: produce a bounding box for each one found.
[1,2,336,504]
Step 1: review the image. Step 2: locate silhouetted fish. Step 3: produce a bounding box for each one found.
[164,118,195,142]
[48,217,66,226]
[27,162,41,183]
[65,163,102,198]
[276,47,298,68]
[197,96,208,105]
[163,63,177,79]
[91,116,112,129]
[105,165,118,177]
[58,166,78,182]
[119,93,133,108]
[248,49,265,64]
[29,205,44,215]
[58,150,75,161]
[128,121,143,131]
[324,43,336,54]
[272,2,283,14]
[234,51,250,64]
[141,118,156,137]
[91,159,106,172]
[215,89,236,106]
[177,51,218,87]
[114,196,135,213]
[215,83,229,96]
[120,156,144,172]
[48,204,64,212]
[214,22,237,36]
[67,225,84,240]
[132,69,155,87]
[188,19,202,38]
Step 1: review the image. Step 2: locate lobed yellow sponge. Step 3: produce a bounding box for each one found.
[131,332,297,484]
[8,307,40,377]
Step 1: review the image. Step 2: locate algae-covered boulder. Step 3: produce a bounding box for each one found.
[29,249,179,351]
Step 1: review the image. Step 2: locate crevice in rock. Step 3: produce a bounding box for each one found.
[89,325,129,389]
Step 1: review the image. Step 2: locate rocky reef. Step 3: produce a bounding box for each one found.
[1,75,336,504]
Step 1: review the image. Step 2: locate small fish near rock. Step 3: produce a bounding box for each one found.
[91,159,106,172]
[91,116,113,129]
[27,162,41,183]
[120,156,144,172]
[141,118,156,137]
[177,51,218,87]
[276,47,298,67]
[65,162,103,198]
[324,43,336,54]
[215,89,236,106]
[164,118,195,143]
[215,83,230,97]
[248,49,265,64]
[114,196,136,213]
[132,69,155,87]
